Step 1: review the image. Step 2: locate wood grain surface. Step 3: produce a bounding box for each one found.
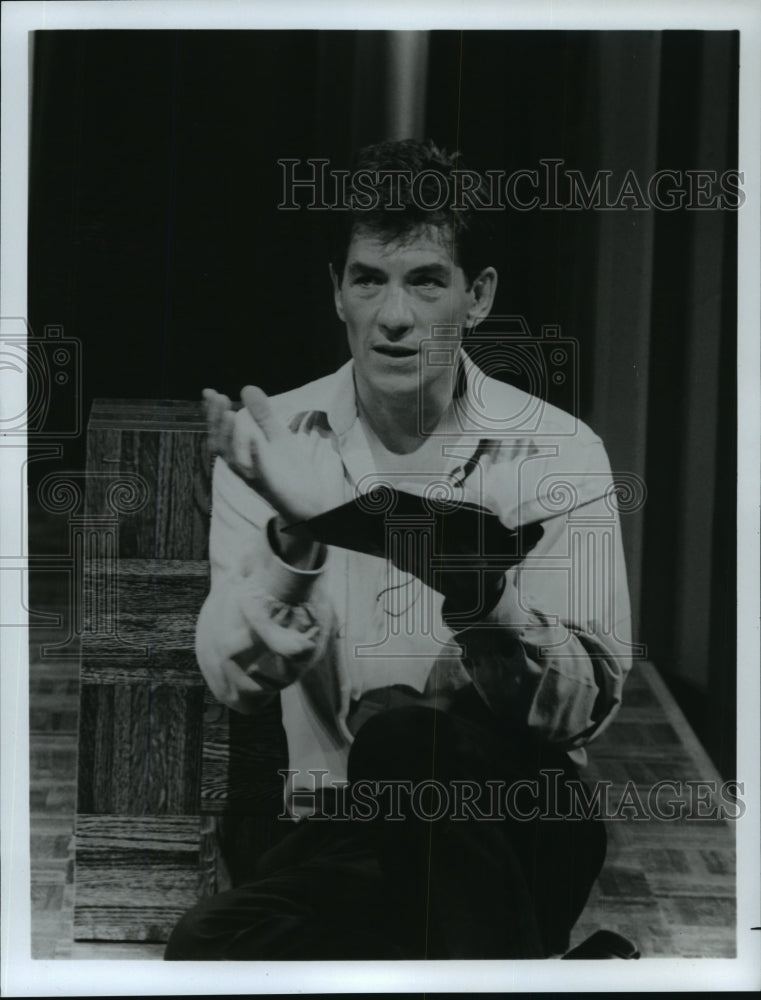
[73,814,211,942]
[80,559,209,673]
[85,399,211,560]
[77,682,205,815]
[74,396,290,940]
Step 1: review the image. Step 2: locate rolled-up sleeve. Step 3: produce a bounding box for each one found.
[195,458,335,713]
[456,433,633,751]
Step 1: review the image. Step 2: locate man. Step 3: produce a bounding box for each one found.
[165,139,633,960]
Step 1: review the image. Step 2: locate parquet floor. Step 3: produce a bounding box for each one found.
[571,661,736,957]
[27,552,736,961]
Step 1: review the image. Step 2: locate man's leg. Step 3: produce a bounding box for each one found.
[346,701,606,958]
[445,685,609,955]
[501,740,608,955]
[164,819,401,960]
[347,705,545,959]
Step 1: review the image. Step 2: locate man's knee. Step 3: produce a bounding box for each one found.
[347,706,461,786]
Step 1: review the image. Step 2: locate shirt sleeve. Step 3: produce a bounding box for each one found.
[195,457,335,713]
[455,434,634,752]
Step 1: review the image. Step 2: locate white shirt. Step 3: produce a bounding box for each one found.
[196,355,633,811]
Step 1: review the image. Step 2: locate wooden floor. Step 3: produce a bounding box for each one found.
[571,661,735,957]
[28,529,736,961]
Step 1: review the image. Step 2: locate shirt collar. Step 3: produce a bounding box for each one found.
[325,359,359,438]
[323,350,494,441]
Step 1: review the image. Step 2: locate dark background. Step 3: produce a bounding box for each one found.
[27,29,738,776]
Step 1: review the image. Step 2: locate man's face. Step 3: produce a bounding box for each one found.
[332,225,494,403]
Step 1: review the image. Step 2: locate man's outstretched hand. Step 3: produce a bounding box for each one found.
[202,385,322,530]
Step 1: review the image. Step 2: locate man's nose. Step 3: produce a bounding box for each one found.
[376,285,414,337]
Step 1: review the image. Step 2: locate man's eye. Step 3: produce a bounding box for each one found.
[353,275,382,287]
[412,277,446,289]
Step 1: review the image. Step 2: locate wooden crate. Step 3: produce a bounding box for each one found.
[74,401,289,942]
[85,399,211,560]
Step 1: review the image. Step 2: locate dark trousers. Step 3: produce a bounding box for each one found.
[165,695,606,960]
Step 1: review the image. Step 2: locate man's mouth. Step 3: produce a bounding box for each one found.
[372,344,418,358]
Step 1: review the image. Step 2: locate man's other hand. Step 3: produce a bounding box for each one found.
[202,385,321,528]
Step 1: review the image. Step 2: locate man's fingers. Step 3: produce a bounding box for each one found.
[231,408,266,475]
[203,388,231,418]
[241,385,281,441]
[257,619,317,659]
[203,388,234,457]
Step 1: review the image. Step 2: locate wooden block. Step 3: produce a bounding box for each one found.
[89,399,208,433]
[78,682,205,815]
[73,814,212,942]
[70,398,298,943]
[80,559,209,673]
[85,399,211,560]
[77,559,210,815]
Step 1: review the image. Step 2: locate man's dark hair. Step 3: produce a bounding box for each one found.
[329,138,496,287]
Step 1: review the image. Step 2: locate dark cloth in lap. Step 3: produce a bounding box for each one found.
[165,692,606,960]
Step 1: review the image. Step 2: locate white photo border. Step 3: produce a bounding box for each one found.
[1,0,759,995]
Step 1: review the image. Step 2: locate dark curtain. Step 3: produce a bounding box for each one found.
[425,31,738,777]
[28,29,738,775]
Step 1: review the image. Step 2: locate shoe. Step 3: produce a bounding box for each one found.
[562,930,640,959]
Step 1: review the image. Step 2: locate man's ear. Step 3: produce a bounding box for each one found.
[329,263,346,323]
[466,267,498,329]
